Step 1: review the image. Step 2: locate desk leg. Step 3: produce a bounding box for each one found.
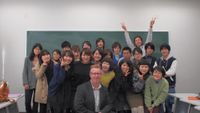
[189,106,200,113]
[173,97,177,113]
[174,98,190,113]
[0,108,7,113]
[6,102,19,113]
[188,104,191,113]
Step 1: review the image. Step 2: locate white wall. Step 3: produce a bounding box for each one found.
[0,0,200,112]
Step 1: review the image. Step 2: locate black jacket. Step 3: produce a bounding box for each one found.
[108,72,131,111]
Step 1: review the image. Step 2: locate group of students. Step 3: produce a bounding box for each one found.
[22,18,177,113]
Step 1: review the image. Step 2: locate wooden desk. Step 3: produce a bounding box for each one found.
[0,94,24,113]
[169,93,200,113]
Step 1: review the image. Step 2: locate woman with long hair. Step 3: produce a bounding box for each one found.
[22,43,42,113]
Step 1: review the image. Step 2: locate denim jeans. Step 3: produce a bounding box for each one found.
[165,87,175,113]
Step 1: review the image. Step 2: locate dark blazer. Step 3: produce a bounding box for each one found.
[74,81,112,113]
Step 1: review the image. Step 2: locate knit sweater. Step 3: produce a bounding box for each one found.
[144,76,169,108]
[100,71,115,88]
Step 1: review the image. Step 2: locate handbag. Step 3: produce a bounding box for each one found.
[0,81,9,102]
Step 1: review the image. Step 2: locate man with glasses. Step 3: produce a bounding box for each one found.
[74,64,112,113]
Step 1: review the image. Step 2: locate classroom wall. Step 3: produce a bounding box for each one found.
[0,0,200,112]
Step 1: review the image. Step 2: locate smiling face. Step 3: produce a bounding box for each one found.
[63,55,73,65]
[153,70,162,80]
[102,61,110,73]
[121,62,130,75]
[93,50,102,62]
[34,47,41,56]
[90,67,102,84]
[81,51,91,64]
[42,54,51,63]
[134,37,143,47]
[139,65,149,75]
[53,51,61,61]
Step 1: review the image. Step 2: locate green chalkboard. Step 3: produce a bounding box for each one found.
[27,31,168,57]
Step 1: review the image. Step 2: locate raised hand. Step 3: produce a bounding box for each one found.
[124,70,130,77]
[150,17,156,28]
[60,58,66,67]
[138,73,144,80]
[121,22,128,31]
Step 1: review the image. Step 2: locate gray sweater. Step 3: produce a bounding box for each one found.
[22,57,37,89]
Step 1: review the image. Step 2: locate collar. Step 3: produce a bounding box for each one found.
[154,78,162,84]
[161,54,172,60]
[91,82,102,90]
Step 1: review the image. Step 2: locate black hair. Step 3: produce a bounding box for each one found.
[29,43,43,61]
[138,59,150,74]
[112,41,121,51]
[101,56,115,71]
[61,41,71,49]
[82,41,92,49]
[52,49,61,56]
[96,38,105,48]
[104,49,113,59]
[160,43,171,51]
[134,36,143,46]
[61,50,74,65]
[153,66,166,77]
[39,50,50,65]
[138,59,150,67]
[40,50,54,83]
[145,42,155,51]
[132,47,143,55]
[122,46,132,53]
[80,48,92,61]
[72,45,80,52]
[61,50,74,59]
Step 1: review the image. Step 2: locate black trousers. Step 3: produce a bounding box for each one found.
[39,103,47,113]
[25,89,38,113]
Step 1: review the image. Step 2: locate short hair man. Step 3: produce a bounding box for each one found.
[74,64,112,113]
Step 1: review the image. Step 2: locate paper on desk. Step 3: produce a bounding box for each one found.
[188,96,200,100]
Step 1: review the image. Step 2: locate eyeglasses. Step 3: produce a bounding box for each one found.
[90,72,101,75]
